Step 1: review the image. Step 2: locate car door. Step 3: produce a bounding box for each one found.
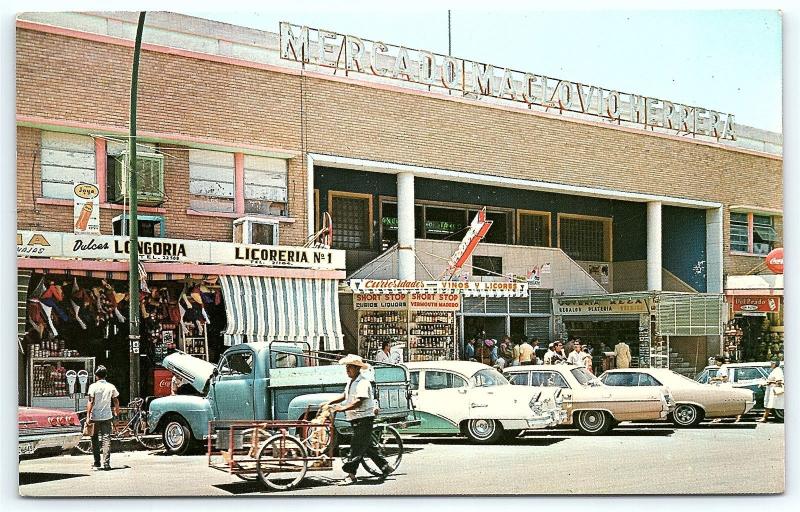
[211,349,256,420]
[732,366,767,407]
[412,370,471,429]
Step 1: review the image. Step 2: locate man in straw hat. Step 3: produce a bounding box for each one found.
[324,354,392,486]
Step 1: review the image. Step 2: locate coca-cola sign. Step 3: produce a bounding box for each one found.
[766,247,783,274]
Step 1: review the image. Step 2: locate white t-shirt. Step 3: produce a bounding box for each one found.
[567,350,587,366]
[343,374,376,421]
[87,379,119,421]
[716,365,729,381]
[375,350,391,363]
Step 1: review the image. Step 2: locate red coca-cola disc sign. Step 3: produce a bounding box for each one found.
[766,248,783,274]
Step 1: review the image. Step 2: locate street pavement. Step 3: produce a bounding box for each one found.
[19,418,784,496]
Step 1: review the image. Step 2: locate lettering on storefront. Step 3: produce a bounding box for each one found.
[349,279,528,296]
[556,297,651,315]
[731,296,780,313]
[354,292,460,311]
[280,22,736,140]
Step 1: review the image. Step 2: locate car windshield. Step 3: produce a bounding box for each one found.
[472,368,509,387]
[571,367,602,386]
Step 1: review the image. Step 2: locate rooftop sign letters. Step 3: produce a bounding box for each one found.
[280,22,736,140]
[17,231,345,271]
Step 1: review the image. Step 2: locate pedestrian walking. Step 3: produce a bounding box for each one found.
[325,354,392,486]
[85,365,120,471]
[758,360,784,423]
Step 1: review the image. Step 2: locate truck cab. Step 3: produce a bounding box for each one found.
[147,342,414,454]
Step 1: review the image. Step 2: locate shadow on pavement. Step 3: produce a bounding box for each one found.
[214,473,401,495]
[19,472,87,486]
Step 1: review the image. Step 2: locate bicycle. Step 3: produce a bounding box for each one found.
[74,398,164,453]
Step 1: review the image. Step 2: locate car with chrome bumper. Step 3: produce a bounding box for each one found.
[601,368,755,426]
[400,361,566,444]
[504,364,674,435]
[18,406,82,457]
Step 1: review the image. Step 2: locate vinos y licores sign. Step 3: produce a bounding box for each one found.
[280,22,736,140]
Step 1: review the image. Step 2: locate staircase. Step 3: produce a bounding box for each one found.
[669,349,699,378]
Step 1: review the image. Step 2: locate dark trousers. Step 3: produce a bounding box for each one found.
[91,419,113,467]
[341,416,388,476]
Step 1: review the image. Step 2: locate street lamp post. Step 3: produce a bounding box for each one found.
[128,11,146,401]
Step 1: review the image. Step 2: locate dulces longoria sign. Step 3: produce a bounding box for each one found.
[280,22,736,140]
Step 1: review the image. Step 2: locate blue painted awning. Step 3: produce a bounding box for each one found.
[219,275,344,351]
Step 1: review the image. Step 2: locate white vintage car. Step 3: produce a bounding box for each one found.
[400,361,566,444]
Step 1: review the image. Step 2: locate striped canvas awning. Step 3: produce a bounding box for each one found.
[219,275,344,351]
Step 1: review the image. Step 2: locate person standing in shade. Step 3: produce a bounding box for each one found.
[518,336,535,365]
[326,355,392,486]
[614,339,632,369]
[567,341,588,367]
[86,365,120,471]
[464,338,476,361]
[375,340,401,364]
[543,343,556,365]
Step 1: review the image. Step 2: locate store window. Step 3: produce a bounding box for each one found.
[189,150,235,212]
[40,131,96,199]
[112,215,164,237]
[469,209,510,244]
[244,155,288,216]
[729,213,749,252]
[517,210,550,247]
[472,256,503,277]
[424,371,467,390]
[379,200,424,250]
[330,192,372,249]
[558,215,611,261]
[425,206,468,240]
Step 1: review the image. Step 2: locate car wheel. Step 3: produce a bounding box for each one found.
[774,409,784,422]
[162,416,193,455]
[576,410,612,435]
[464,419,503,444]
[670,404,703,427]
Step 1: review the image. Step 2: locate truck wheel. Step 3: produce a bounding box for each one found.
[576,410,612,435]
[162,416,193,455]
[670,404,703,427]
[464,419,503,444]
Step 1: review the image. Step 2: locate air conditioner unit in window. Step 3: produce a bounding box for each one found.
[233,217,279,245]
[107,152,165,205]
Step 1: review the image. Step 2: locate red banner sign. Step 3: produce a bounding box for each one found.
[731,296,781,313]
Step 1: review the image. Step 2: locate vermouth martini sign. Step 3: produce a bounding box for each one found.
[280,22,736,140]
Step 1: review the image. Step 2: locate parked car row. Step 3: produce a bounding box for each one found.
[18,406,82,458]
[695,361,784,420]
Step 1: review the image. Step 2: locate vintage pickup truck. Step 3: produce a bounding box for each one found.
[146,342,415,454]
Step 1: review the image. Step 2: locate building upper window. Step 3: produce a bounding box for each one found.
[189,150,235,212]
[517,210,551,247]
[40,131,96,199]
[472,255,503,277]
[558,214,612,262]
[243,155,288,216]
[330,192,372,249]
[730,212,779,255]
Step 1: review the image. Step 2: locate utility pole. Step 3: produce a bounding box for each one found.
[447,10,452,56]
[128,11,146,401]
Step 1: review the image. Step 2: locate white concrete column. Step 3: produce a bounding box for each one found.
[706,206,724,293]
[397,172,416,280]
[647,201,663,291]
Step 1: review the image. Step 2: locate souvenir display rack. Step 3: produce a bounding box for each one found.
[180,320,209,360]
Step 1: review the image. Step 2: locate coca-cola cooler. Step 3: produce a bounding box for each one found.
[153,367,173,397]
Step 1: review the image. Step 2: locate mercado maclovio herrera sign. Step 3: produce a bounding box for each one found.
[17,231,345,271]
[556,297,651,315]
[732,296,781,314]
[353,292,461,311]
[348,279,528,297]
[280,22,736,140]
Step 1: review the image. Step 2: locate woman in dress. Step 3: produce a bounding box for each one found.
[758,360,784,422]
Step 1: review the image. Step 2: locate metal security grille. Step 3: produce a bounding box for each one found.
[524,317,551,341]
[529,290,552,314]
[657,294,723,336]
[332,196,370,249]
[518,212,549,246]
[485,298,508,313]
[560,217,605,261]
[461,297,485,314]
[509,296,530,314]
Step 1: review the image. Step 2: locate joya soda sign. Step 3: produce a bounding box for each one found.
[73,182,100,235]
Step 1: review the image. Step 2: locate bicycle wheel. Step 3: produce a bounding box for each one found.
[361,425,403,476]
[256,434,308,491]
[133,414,164,451]
[74,436,93,455]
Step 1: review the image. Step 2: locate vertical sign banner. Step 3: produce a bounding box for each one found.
[73,182,100,235]
[441,207,492,280]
